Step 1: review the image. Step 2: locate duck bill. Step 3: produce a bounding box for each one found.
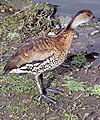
[91,16,100,21]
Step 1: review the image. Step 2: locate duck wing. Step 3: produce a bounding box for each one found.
[4,37,55,72]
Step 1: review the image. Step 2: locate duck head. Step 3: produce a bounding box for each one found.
[68,9,94,29]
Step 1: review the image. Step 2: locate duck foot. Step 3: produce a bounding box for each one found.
[46,87,59,94]
[40,94,57,104]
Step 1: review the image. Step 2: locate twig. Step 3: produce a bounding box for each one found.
[5,0,18,9]
[12,3,33,16]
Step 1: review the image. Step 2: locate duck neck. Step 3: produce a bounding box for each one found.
[56,26,74,54]
[64,18,74,32]
[57,17,75,42]
[58,22,74,37]
[56,18,75,49]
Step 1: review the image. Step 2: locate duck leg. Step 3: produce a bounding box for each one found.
[39,73,59,94]
[46,87,59,94]
[39,73,47,95]
[35,73,57,104]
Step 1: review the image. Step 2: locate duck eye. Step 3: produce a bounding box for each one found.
[87,13,91,17]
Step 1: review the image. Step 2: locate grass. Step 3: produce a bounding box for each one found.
[63,110,79,120]
[0,64,100,119]
[63,76,100,98]
[0,65,35,95]
[71,53,89,69]
[63,76,87,92]
[66,80,86,92]
[87,84,100,97]
[0,74,35,94]
[7,32,20,40]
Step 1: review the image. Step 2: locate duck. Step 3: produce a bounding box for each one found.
[3,9,96,104]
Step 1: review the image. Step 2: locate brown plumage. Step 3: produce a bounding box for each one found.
[4,30,73,73]
[3,9,94,104]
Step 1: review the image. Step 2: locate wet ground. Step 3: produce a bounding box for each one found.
[0,0,100,120]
